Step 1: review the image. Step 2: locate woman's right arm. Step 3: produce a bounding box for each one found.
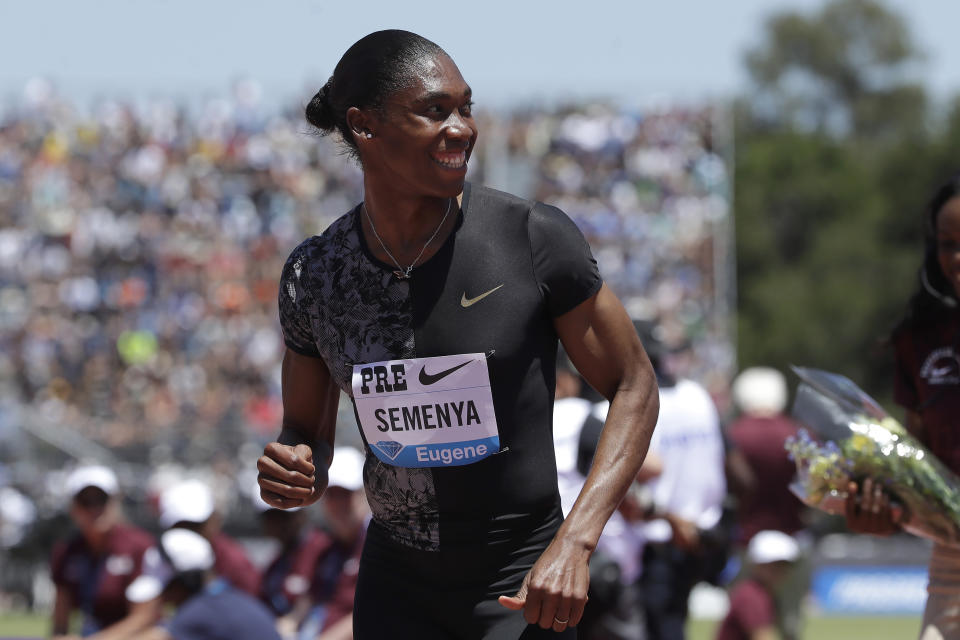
[257,348,341,509]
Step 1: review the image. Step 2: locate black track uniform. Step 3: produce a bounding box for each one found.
[279,183,601,638]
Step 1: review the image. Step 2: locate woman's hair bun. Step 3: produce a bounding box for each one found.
[305,80,336,132]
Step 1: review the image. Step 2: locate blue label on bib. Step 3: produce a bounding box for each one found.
[369,436,500,467]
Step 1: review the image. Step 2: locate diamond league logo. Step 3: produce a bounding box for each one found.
[373,440,405,460]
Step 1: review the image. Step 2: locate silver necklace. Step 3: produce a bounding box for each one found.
[363,197,452,280]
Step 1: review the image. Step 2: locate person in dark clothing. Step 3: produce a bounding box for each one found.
[726,367,809,640]
[50,465,158,639]
[127,528,280,640]
[259,446,367,640]
[256,29,661,638]
[157,479,260,597]
[715,530,799,640]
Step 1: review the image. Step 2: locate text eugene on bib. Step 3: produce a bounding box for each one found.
[351,353,501,468]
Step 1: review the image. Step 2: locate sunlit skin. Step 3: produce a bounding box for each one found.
[936,196,960,299]
[346,54,478,267]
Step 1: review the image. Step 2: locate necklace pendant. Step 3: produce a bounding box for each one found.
[393,269,410,280]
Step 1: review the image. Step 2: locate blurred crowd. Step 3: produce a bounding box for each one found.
[0,83,733,466]
[0,80,737,636]
[0,79,364,466]
[41,449,367,640]
[488,103,735,395]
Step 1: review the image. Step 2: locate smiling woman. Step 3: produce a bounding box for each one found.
[256,29,661,639]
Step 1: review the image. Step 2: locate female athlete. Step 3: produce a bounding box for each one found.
[257,30,659,639]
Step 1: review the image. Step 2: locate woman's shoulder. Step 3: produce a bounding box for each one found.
[284,207,358,263]
[468,182,566,217]
[468,182,533,209]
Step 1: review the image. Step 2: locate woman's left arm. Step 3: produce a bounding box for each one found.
[499,283,659,629]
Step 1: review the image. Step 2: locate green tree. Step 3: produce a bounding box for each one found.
[743,0,926,140]
[734,0,945,403]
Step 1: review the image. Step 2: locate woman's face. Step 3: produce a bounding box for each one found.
[936,196,960,298]
[365,53,478,198]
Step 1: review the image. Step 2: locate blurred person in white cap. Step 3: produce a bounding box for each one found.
[725,366,809,640]
[714,530,799,640]
[50,464,158,639]
[263,446,368,640]
[126,528,281,640]
[726,367,805,544]
[158,478,259,596]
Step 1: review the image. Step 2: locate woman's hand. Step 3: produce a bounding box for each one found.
[497,535,592,632]
[258,442,326,509]
[258,349,340,509]
[844,478,899,536]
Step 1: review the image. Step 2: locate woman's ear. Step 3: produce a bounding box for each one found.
[346,107,373,143]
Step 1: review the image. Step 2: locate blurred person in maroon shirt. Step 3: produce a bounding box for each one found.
[715,530,799,640]
[157,478,260,597]
[50,465,159,639]
[725,367,808,640]
[259,446,368,640]
[726,367,805,544]
[255,492,319,621]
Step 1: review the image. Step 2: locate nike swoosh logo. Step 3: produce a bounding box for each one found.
[419,360,472,386]
[461,284,504,308]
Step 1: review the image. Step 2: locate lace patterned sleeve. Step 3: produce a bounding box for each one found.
[278,243,321,358]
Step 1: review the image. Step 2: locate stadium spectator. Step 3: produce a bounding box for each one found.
[715,530,800,640]
[50,465,158,638]
[255,492,317,622]
[727,367,805,543]
[726,366,809,640]
[845,173,960,640]
[125,527,280,640]
[597,322,727,640]
[494,103,734,398]
[294,446,367,640]
[0,80,733,632]
[158,479,259,596]
[258,446,367,640]
[0,86,730,471]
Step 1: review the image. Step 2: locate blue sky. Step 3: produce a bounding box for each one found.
[2,0,957,108]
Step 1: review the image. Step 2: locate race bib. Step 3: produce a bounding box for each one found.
[351,353,500,467]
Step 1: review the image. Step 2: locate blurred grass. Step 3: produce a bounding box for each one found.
[688,615,921,640]
[0,612,924,639]
[0,612,46,638]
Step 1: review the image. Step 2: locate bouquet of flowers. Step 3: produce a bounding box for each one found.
[786,367,960,546]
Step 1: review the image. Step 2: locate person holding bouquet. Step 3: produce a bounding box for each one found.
[846,173,960,639]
